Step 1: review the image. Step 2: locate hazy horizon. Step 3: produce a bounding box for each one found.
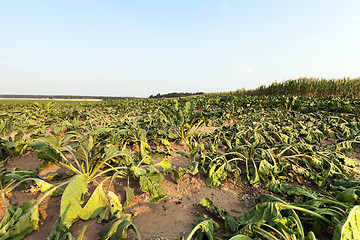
[1,1,360,97]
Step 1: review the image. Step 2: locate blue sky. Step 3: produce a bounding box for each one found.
[1,1,360,97]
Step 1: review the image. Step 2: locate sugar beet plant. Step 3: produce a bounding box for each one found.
[160,100,215,144]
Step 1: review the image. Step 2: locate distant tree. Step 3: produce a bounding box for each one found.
[149,92,204,99]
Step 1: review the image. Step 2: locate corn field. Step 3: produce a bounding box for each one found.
[242,77,360,97]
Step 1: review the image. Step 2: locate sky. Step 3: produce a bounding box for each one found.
[1,0,360,97]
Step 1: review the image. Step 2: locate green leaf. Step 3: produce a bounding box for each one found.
[256,194,287,204]
[155,159,172,174]
[4,168,38,182]
[80,181,108,221]
[99,191,123,222]
[34,179,64,197]
[31,141,62,163]
[172,169,180,184]
[160,139,171,147]
[43,172,74,181]
[249,164,260,186]
[188,161,199,175]
[306,231,317,240]
[139,166,167,202]
[206,162,227,187]
[0,206,23,235]
[60,174,88,228]
[333,206,360,240]
[267,180,319,199]
[335,141,355,153]
[0,200,39,240]
[226,214,239,233]
[150,150,171,159]
[90,127,113,136]
[130,166,146,178]
[273,216,297,236]
[258,159,274,181]
[98,218,141,240]
[186,218,218,240]
[75,135,93,162]
[104,144,126,160]
[229,235,253,240]
[336,153,357,167]
[237,202,282,227]
[0,204,16,229]
[200,197,213,208]
[123,186,134,209]
[336,188,360,204]
[333,179,359,190]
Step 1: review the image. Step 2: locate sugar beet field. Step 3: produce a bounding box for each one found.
[1,83,360,239]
